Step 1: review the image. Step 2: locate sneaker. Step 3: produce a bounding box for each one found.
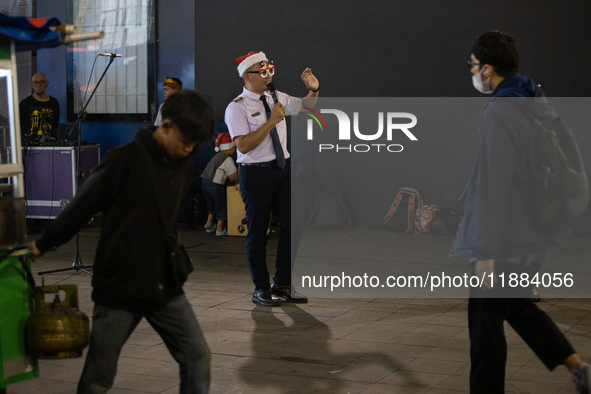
[574,362,591,393]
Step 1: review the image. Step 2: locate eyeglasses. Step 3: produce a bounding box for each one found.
[32,80,47,85]
[467,61,481,69]
[246,65,275,78]
[246,61,276,78]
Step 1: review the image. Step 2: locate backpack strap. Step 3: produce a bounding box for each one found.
[497,97,558,128]
[380,191,404,225]
[381,187,423,231]
[406,193,416,233]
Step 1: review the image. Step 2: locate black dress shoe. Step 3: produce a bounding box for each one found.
[271,281,308,303]
[252,289,282,306]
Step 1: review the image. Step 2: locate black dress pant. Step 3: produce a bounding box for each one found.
[240,164,291,290]
[468,261,575,393]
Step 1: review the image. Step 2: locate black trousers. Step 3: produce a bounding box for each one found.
[468,261,575,393]
[240,164,291,290]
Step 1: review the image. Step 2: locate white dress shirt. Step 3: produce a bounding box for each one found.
[225,87,302,164]
[154,103,164,126]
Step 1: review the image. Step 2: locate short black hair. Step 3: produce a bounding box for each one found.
[470,31,519,78]
[161,90,214,143]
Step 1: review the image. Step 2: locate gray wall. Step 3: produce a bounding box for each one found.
[195,1,591,117]
[195,0,591,235]
[28,1,591,235]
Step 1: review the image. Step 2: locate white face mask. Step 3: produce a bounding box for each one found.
[472,67,492,94]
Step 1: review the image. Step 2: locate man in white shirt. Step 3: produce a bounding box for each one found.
[155,77,182,126]
[225,51,319,306]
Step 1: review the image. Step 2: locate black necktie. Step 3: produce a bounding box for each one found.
[260,95,286,169]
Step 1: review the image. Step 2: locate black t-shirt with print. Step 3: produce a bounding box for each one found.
[19,95,60,142]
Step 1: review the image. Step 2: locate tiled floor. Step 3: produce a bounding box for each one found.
[6,224,591,393]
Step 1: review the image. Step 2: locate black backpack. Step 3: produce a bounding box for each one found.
[519,110,589,235]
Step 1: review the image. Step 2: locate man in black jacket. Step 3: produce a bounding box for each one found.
[451,31,589,394]
[28,90,214,393]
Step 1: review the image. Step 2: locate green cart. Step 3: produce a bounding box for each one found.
[0,250,39,392]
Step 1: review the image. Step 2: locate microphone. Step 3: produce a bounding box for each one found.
[99,53,122,57]
[267,82,284,122]
[267,82,279,105]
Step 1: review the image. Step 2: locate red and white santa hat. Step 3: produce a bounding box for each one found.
[236,51,267,77]
[215,132,235,152]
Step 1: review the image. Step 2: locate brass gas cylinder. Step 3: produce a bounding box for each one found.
[26,285,90,359]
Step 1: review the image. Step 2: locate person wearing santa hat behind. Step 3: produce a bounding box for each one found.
[155,77,183,126]
[225,51,319,306]
[200,132,239,236]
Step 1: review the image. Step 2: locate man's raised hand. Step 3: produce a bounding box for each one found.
[301,68,319,91]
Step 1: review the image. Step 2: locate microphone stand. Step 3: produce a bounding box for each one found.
[38,55,116,277]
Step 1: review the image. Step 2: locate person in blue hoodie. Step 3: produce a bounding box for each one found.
[451,31,589,394]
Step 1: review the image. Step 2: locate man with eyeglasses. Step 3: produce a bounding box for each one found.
[451,31,590,393]
[19,72,60,143]
[225,51,319,306]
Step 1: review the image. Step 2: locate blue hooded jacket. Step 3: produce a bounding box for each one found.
[451,74,558,260]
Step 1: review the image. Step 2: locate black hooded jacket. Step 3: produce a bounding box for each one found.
[36,127,193,312]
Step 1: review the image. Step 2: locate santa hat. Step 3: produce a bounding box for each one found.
[215,132,235,152]
[236,51,267,77]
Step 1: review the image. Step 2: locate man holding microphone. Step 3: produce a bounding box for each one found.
[225,51,319,306]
